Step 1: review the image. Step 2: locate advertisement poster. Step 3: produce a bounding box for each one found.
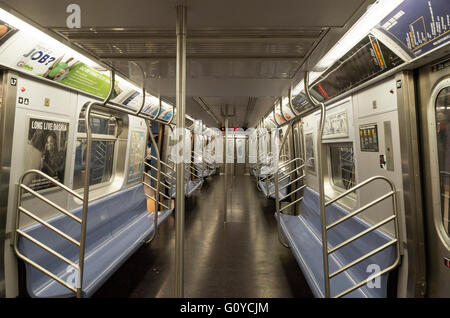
[0,19,18,46]
[128,130,146,183]
[377,0,450,57]
[281,102,295,121]
[274,105,286,125]
[25,118,69,191]
[323,109,349,139]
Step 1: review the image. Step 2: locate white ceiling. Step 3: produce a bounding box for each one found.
[0,0,376,127]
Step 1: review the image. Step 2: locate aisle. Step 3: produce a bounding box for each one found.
[93,175,313,298]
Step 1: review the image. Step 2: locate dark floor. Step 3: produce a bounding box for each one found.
[93,174,313,298]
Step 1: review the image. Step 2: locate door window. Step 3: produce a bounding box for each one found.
[435,86,450,235]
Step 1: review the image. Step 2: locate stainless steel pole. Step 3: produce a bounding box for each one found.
[224,116,228,223]
[175,4,186,298]
[304,72,329,298]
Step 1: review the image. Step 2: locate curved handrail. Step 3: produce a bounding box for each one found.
[304,71,330,297]
[103,69,115,106]
[325,176,400,298]
[14,169,85,296]
[279,97,289,122]
[145,120,160,244]
[288,87,300,116]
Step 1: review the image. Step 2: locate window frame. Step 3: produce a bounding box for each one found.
[73,113,119,191]
[434,85,450,237]
[327,142,356,197]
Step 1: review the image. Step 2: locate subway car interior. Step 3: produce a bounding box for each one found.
[0,0,448,301]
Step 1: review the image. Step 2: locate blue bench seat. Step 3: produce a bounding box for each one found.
[278,187,396,298]
[258,174,290,200]
[18,184,172,298]
[165,169,204,198]
[169,179,204,199]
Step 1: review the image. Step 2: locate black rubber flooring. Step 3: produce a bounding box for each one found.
[93,174,313,298]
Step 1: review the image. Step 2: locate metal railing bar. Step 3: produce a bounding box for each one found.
[143,172,171,189]
[279,174,306,191]
[279,158,304,168]
[19,184,82,224]
[273,184,307,198]
[143,162,175,180]
[280,197,304,212]
[326,176,393,207]
[279,166,304,182]
[20,169,83,200]
[17,229,79,270]
[149,156,174,170]
[328,215,396,254]
[329,239,398,279]
[14,251,77,293]
[143,183,172,201]
[333,261,400,298]
[18,207,80,247]
[145,194,170,210]
[326,191,395,230]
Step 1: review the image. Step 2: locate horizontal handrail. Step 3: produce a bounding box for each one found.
[329,239,398,279]
[143,182,172,201]
[325,176,393,207]
[143,171,171,190]
[20,184,82,224]
[17,229,79,269]
[18,207,80,247]
[275,184,307,202]
[322,175,400,298]
[326,191,395,230]
[14,249,77,293]
[145,193,170,210]
[21,169,83,200]
[149,155,174,171]
[280,196,304,213]
[328,215,396,254]
[279,174,305,191]
[334,258,399,298]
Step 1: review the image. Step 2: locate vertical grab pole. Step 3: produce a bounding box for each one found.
[304,72,329,298]
[224,116,228,224]
[79,69,115,298]
[175,4,186,298]
[145,121,160,244]
[78,102,93,298]
[276,122,292,248]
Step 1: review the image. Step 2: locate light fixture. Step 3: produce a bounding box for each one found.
[0,8,100,67]
[316,0,404,70]
[290,0,404,98]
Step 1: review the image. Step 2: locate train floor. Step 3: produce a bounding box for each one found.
[93,174,313,298]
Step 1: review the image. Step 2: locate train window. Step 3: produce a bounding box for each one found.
[435,86,450,235]
[77,116,117,135]
[329,143,355,191]
[73,114,117,189]
[305,133,315,173]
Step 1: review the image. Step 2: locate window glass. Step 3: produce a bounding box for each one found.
[305,133,315,172]
[330,143,355,190]
[73,140,115,189]
[73,114,117,189]
[77,116,116,135]
[435,86,450,235]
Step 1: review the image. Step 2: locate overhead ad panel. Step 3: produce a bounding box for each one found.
[264,112,277,128]
[281,99,295,121]
[310,35,404,102]
[0,23,175,116]
[274,104,286,125]
[377,0,450,58]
